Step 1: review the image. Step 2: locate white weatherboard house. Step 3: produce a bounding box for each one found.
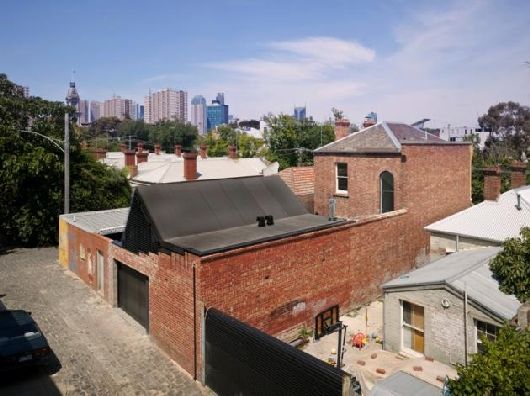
[382,247,520,366]
[426,186,530,260]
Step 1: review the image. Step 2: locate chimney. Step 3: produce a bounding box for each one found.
[90,147,107,160]
[136,150,148,164]
[362,119,376,128]
[183,151,198,181]
[174,144,182,157]
[124,149,137,177]
[228,145,238,159]
[154,143,161,155]
[511,161,526,189]
[334,119,350,141]
[136,142,144,153]
[200,144,208,159]
[483,166,501,201]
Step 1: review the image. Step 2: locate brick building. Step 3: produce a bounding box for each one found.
[278,166,315,212]
[59,121,473,381]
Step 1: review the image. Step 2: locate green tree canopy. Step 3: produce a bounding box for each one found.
[198,126,264,158]
[263,114,334,169]
[448,325,530,395]
[490,227,530,302]
[0,74,131,248]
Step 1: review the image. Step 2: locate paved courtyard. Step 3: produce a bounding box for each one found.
[0,248,208,396]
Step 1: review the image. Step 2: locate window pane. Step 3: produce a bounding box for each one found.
[382,191,394,213]
[337,177,348,191]
[337,163,347,177]
[412,305,424,330]
[403,326,412,349]
[403,301,411,325]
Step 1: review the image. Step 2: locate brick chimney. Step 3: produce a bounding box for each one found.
[136,142,144,153]
[136,150,148,164]
[228,145,238,159]
[174,144,182,158]
[154,143,161,155]
[183,151,198,181]
[483,166,501,201]
[124,149,137,177]
[510,161,526,189]
[334,119,350,141]
[91,147,107,160]
[200,144,208,159]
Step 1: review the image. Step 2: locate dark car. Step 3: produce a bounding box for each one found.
[0,310,52,371]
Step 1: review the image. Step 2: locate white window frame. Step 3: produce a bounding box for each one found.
[401,300,425,354]
[475,319,499,353]
[335,163,348,194]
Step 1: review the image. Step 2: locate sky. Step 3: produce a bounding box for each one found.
[2,0,530,127]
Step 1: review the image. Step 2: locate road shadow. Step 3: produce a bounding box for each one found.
[0,351,62,396]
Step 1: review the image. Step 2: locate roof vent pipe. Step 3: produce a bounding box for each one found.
[256,216,266,227]
[328,198,336,221]
[516,193,522,211]
[265,215,274,226]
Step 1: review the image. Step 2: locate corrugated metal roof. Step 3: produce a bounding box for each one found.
[369,371,440,396]
[425,186,530,242]
[383,247,521,320]
[278,166,314,195]
[132,157,278,184]
[315,122,456,155]
[60,208,129,235]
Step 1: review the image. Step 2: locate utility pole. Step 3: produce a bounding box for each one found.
[64,113,70,214]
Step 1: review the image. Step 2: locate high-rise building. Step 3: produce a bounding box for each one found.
[216,92,225,105]
[191,95,207,134]
[294,106,306,121]
[103,96,136,120]
[79,99,90,124]
[90,100,102,122]
[207,96,229,131]
[138,105,144,121]
[65,81,81,125]
[22,86,30,98]
[143,88,188,124]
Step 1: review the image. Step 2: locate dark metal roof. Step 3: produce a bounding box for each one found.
[122,175,343,256]
[315,122,467,155]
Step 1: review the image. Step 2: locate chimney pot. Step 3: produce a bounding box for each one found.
[90,147,107,160]
[174,144,182,157]
[154,143,161,155]
[200,144,208,159]
[136,150,148,164]
[334,119,351,141]
[510,161,526,189]
[137,142,144,153]
[183,151,198,181]
[483,166,501,201]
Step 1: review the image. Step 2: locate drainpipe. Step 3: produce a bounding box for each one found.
[192,257,198,380]
[463,283,468,367]
[455,235,460,252]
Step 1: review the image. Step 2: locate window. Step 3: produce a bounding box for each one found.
[402,301,425,353]
[476,320,499,353]
[79,243,86,260]
[336,163,348,193]
[380,171,394,213]
[450,137,457,142]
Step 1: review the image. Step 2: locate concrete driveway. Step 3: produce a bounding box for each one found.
[0,248,207,396]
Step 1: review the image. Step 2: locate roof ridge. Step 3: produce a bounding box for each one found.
[314,122,381,152]
[380,121,402,149]
[445,249,497,284]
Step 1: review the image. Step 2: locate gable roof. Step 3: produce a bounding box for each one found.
[425,186,530,243]
[370,371,440,396]
[383,247,520,320]
[133,157,278,184]
[60,208,129,235]
[278,166,314,195]
[315,121,465,155]
[122,175,343,256]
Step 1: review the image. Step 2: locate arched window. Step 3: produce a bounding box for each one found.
[380,171,394,213]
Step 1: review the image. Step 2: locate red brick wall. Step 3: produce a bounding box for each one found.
[198,210,415,341]
[314,155,404,218]
[110,246,199,378]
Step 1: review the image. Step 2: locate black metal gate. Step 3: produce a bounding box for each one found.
[205,308,354,396]
[117,262,149,330]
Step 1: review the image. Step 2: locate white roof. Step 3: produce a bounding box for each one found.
[383,247,521,320]
[132,157,279,184]
[60,208,129,235]
[425,186,530,243]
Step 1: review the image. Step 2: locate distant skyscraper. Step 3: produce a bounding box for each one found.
[138,105,144,121]
[207,97,229,130]
[143,88,188,124]
[294,106,306,121]
[22,86,30,98]
[216,92,225,105]
[191,95,207,134]
[90,100,102,122]
[103,96,136,120]
[65,81,81,125]
[79,99,90,124]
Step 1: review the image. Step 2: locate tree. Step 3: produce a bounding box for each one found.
[489,227,530,302]
[149,120,198,152]
[0,74,131,248]
[478,102,530,157]
[263,114,334,169]
[448,325,530,395]
[331,107,343,120]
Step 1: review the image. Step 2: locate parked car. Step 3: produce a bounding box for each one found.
[0,310,52,371]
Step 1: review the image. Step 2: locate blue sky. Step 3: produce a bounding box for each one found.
[2,0,530,126]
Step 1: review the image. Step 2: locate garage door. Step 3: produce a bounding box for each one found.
[117,262,149,330]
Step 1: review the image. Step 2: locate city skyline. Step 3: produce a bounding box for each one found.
[2,1,530,127]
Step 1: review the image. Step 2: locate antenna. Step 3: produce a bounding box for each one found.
[71,69,76,82]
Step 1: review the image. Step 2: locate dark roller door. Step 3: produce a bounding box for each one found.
[117,263,149,330]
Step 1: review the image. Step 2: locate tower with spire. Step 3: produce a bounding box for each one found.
[65,70,81,125]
